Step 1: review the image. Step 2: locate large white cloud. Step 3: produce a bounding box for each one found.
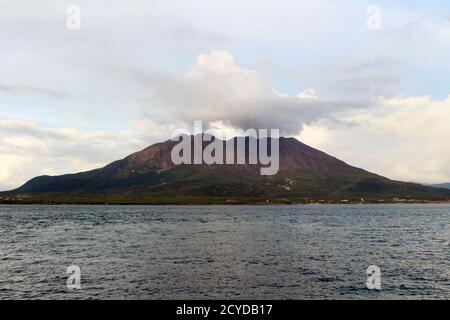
[140,50,364,134]
[298,95,450,183]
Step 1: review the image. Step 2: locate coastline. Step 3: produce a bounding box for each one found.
[2,196,450,206]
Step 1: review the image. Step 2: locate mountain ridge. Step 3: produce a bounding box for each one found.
[430,183,450,190]
[2,136,450,204]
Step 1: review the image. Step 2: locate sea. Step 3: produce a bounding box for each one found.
[0,204,449,299]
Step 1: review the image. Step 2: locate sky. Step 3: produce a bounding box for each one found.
[1,0,450,190]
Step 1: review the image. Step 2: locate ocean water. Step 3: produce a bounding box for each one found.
[0,204,449,300]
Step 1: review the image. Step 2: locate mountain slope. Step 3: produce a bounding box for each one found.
[431,183,450,190]
[2,136,450,204]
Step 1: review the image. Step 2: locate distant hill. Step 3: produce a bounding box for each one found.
[431,183,450,190]
[2,136,450,204]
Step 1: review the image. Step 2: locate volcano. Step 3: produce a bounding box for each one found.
[2,136,450,204]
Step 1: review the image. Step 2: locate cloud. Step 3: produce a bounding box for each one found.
[297,88,318,99]
[378,21,429,43]
[0,120,144,190]
[140,51,365,134]
[298,95,450,184]
[302,57,406,100]
[328,75,403,98]
[0,84,66,99]
[341,57,402,73]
